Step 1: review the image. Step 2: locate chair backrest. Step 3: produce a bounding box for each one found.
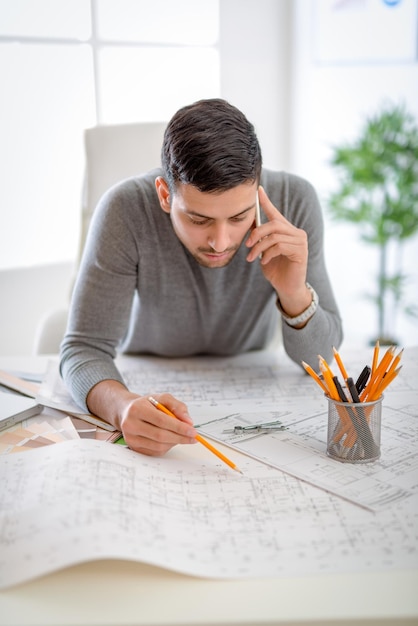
[32,121,167,355]
[78,121,167,264]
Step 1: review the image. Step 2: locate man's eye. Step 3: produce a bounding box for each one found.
[189,217,209,225]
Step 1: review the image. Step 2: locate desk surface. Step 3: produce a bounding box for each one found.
[0,351,417,626]
[1,561,417,626]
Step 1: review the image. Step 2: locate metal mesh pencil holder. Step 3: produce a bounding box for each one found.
[326,395,382,463]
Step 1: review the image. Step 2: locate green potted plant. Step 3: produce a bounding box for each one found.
[327,102,418,345]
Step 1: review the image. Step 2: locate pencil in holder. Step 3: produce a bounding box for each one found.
[326,395,382,463]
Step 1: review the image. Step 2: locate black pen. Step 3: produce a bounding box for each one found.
[355,366,371,394]
[347,377,361,403]
[346,377,379,457]
[332,376,348,403]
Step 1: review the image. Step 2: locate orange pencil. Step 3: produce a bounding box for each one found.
[309,358,352,444]
[318,360,358,448]
[318,354,335,376]
[360,345,395,401]
[148,396,243,474]
[318,359,339,400]
[374,344,395,377]
[371,340,380,375]
[301,360,328,394]
[386,347,404,376]
[369,365,402,401]
[332,346,349,381]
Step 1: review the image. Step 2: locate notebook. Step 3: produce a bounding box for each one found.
[0,390,42,432]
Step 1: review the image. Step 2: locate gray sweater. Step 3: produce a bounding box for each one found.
[60,168,343,410]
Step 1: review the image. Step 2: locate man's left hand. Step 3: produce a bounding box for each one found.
[246,185,311,318]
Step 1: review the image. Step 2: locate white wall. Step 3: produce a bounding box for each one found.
[220,0,418,349]
[290,0,418,348]
[219,0,292,171]
[1,0,417,355]
[0,0,292,357]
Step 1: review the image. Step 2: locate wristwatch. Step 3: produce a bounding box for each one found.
[276,282,319,327]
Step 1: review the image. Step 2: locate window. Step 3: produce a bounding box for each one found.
[0,0,220,269]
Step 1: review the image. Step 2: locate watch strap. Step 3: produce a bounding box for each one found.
[277,282,318,327]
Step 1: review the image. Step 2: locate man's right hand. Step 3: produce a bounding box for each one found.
[86,380,197,456]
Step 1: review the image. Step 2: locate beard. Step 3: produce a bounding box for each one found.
[191,245,240,268]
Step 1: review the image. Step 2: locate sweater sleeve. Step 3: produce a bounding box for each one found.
[59,180,143,411]
[262,171,343,370]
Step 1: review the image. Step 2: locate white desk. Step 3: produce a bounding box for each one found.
[0,352,417,626]
[1,560,417,626]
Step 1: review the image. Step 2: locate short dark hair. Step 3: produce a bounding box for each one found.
[161,98,262,193]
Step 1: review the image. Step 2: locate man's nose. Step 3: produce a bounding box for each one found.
[207,223,231,252]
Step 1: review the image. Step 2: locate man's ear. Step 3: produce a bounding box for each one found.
[155,176,171,214]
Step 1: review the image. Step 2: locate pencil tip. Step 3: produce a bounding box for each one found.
[235,468,244,475]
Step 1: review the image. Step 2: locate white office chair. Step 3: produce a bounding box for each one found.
[33,121,167,354]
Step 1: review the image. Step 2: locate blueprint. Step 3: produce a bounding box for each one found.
[7,345,414,589]
[40,347,418,511]
[0,436,417,589]
[117,347,418,511]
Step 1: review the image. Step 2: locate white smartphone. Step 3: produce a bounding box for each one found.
[255,189,261,227]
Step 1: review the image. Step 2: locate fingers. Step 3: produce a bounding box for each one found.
[252,230,308,266]
[246,186,284,250]
[246,186,307,265]
[257,185,290,224]
[120,394,198,456]
[246,220,306,264]
[155,393,194,425]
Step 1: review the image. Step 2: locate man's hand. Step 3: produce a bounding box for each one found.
[246,186,311,318]
[87,380,197,456]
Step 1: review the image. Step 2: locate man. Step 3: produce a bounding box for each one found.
[60,98,343,456]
